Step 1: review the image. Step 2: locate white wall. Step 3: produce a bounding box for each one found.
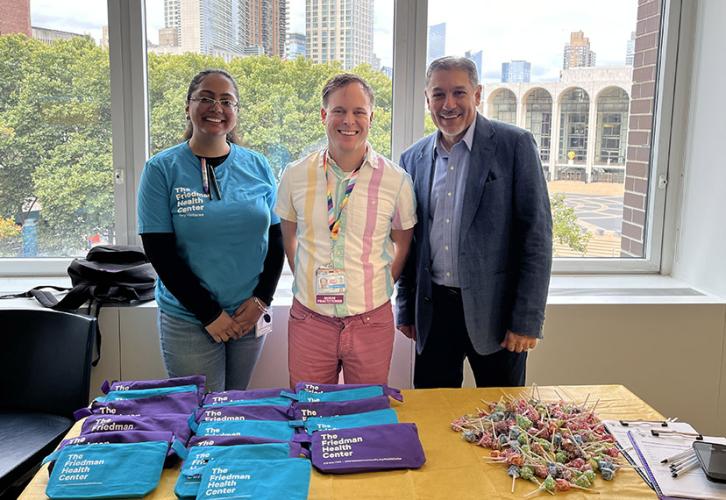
[84,300,726,436]
[672,0,726,297]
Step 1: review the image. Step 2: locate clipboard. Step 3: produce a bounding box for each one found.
[626,425,726,499]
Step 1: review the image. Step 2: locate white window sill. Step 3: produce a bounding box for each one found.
[1,274,723,307]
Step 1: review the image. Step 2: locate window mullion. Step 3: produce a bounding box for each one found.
[108,0,149,248]
[391,0,428,162]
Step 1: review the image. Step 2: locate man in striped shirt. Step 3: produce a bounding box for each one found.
[276,74,416,387]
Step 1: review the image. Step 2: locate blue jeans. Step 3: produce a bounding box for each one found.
[158,310,265,393]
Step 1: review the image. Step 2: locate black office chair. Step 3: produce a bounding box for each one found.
[0,309,96,497]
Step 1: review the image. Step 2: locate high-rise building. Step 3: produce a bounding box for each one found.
[501,60,531,83]
[464,49,483,83]
[625,31,635,65]
[427,23,446,65]
[164,0,182,46]
[563,30,596,70]
[162,0,286,59]
[0,0,31,37]
[306,0,374,70]
[286,32,306,60]
[247,0,287,57]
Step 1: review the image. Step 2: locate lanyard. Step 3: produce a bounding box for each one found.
[323,150,362,240]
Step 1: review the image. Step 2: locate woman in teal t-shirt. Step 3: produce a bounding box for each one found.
[137,69,284,392]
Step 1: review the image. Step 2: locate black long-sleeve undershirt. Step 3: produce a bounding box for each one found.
[141,223,284,326]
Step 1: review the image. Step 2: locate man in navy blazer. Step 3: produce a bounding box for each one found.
[395,57,552,388]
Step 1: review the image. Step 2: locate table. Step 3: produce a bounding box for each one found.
[21,385,660,499]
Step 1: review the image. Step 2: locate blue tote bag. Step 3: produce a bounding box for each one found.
[44,442,167,498]
[196,458,311,500]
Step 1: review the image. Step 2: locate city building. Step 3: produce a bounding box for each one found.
[427,22,445,65]
[465,49,483,83]
[563,30,596,69]
[381,65,392,79]
[0,0,30,37]
[502,60,531,83]
[164,0,182,46]
[483,66,632,183]
[32,26,87,45]
[158,27,179,47]
[625,31,635,65]
[286,32,305,60]
[371,53,381,70]
[247,0,287,57]
[306,0,374,70]
[159,0,286,59]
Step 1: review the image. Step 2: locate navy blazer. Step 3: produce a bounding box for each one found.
[395,113,552,355]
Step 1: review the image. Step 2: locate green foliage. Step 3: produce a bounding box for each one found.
[550,193,590,254]
[0,34,111,256]
[0,34,589,257]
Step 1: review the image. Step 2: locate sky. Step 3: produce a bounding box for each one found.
[30,0,638,83]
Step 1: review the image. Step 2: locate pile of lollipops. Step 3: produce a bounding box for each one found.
[451,388,622,496]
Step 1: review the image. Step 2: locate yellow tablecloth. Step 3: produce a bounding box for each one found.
[21,385,661,499]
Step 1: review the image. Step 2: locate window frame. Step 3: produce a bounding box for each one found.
[0,0,687,277]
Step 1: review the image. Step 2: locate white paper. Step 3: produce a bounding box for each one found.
[625,422,726,499]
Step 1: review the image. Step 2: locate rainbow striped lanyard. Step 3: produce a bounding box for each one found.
[323,150,362,241]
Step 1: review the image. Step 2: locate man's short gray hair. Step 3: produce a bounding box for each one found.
[426,56,479,87]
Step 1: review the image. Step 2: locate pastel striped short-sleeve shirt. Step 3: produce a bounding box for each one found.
[275,146,416,317]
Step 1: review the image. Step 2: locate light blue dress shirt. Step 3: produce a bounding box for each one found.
[429,119,477,287]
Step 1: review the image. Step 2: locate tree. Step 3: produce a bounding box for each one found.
[551,193,590,253]
[0,34,111,256]
[0,34,590,257]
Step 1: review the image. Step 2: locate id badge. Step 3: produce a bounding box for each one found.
[256,309,272,337]
[315,266,346,304]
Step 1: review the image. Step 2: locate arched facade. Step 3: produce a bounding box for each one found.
[480,66,632,182]
[558,87,590,165]
[524,88,553,164]
[595,86,630,166]
[487,88,517,125]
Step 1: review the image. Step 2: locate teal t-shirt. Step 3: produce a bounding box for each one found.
[137,142,280,323]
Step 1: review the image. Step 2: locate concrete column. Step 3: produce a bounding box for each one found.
[585,97,598,183]
[514,91,527,128]
[549,98,561,181]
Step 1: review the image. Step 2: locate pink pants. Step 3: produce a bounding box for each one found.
[287,298,394,387]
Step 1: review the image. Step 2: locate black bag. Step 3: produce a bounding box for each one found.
[1,245,157,365]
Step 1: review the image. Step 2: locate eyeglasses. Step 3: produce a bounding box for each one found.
[188,96,239,111]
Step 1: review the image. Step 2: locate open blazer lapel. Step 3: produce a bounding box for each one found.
[460,114,496,240]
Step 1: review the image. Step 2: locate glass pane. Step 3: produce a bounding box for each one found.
[145,0,394,181]
[425,0,661,258]
[0,1,112,257]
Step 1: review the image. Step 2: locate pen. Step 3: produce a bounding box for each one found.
[669,455,697,470]
[201,157,209,196]
[661,449,694,464]
[671,458,700,478]
[669,454,697,471]
[209,163,222,200]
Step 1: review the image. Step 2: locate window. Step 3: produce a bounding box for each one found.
[0,0,685,275]
[488,88,517,125]
[525,88,553,164]
[558,88,590,166]
[0,1,112,259]
[425,0,670,264]
[143,0,392,183]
